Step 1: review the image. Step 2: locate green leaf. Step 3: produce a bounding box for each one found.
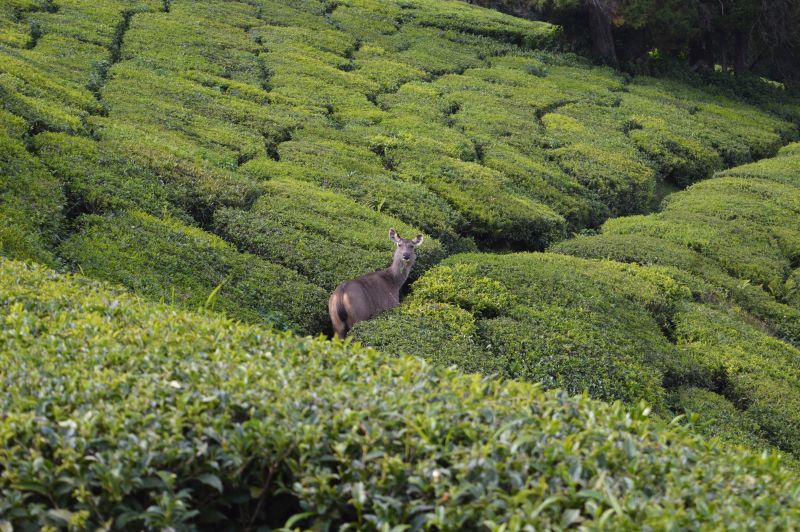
[197,473,223,493]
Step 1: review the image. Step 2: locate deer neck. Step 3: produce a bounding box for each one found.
[388,254,414,288]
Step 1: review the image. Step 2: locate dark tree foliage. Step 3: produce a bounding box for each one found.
[469,0,800,89]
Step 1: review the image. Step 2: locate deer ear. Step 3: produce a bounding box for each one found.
[412,234,424,246]
[389,228,400,243]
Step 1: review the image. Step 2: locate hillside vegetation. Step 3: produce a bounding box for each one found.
[1,0,798,337]
[354,143,800,459]
[2,0,800,527]
[2,258,800,529]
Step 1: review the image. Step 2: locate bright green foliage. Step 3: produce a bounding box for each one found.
[91,120,265,223]
[32,132,181,218]
[58,211,327,334]
[2,259,800,529]
[274,135,464,237]
[0,0,39,48]
[674,304,800,455]
[214,177,446,291]
[1,0,795,257]
[354,252,691,408]
[358,145,800,460]
[0,47,98,134]
[0,129,63,264]
[31,0,161,47]
[551,233,800,345]
[603,178,800,299]
[718,143,800,186]
[2,0,800,524]
[122,3,263,82]
[778,141,800,157]
[545,149,800,455]
[670,387,797,469]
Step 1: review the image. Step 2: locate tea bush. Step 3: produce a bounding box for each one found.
[0,129,63,265]
[58,210,327,334]
[3,0,795,259]
[551,233,800,345]
[2,258,799,529]
[674,303,800,455]
[669,386,798,469]
[32,131,181,218]
[213,177,445,291]
[31,0,161,47]
[353,252,691,409]
[717,143,800,186]
[4,0,785,270]
[275,135,464,237]
[4,0,800,525]
[358,142,800,459]
[602,185,799,298]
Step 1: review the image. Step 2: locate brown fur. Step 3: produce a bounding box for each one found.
[329,229,423,338]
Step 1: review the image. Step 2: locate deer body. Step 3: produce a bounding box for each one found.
[329,229,423,338]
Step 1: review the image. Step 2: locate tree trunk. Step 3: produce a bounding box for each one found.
[733,30,750,74]
[689,34,714,72]
[586,0,617,65]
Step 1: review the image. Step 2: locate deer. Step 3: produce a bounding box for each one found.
[328,228,424,339]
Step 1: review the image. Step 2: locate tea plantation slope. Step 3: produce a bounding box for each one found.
[2,258,800,529]
[354,145,800,459]
[551,145,800,455]
[1,0,798,332]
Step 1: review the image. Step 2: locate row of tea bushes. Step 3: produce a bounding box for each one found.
[1,0,797,338]
[0,125,63,265]
[1,258,799,529]
[213,177,447,291]
[673,303,800,456]
[550,145,800,456]
[560,146,800,342]
[354,145,800,459]
[58,210,328,334]
[352,252,689,410]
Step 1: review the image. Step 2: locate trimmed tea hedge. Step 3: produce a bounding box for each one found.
[0,128,63,265]
[357,144,800,461]
[4,0,792,279]
[674,303,800,455]
[669,386,797,470]
[58,210,328,334]
[213,177,446,291]
[353,252,691,409]
[1,258,799,529]
[32,131,181,219]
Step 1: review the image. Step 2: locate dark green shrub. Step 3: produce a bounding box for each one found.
[58,211,328,334]
[2,258,799,529]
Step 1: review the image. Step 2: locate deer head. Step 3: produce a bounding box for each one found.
[389,228,423,273]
